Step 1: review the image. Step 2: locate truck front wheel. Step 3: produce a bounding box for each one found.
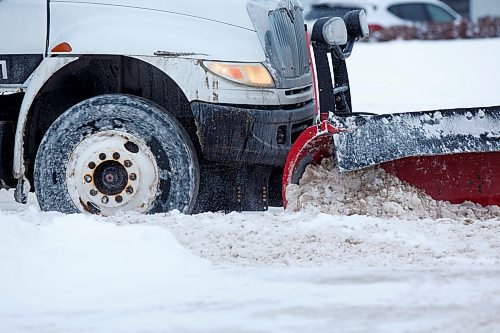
[34,94,199,216]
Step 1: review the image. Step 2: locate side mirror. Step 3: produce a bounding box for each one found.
[311,17,348,46]
[343,10,369,40]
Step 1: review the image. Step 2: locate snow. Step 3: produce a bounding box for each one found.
[286,158,500,221]
[1,193,500,332]
[1,39,500,332]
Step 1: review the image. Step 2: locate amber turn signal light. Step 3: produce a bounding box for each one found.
[51,42,73,53]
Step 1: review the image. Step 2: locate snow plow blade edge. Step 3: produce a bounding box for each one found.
[333,106,500,171]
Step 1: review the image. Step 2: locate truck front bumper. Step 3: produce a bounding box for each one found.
[191,101,316,166]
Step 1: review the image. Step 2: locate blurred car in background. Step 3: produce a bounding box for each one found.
[303,0,462,33]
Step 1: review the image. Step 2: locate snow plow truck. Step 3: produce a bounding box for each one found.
[0,0,498,216]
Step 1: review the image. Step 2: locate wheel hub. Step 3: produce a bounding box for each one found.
[66,130,159,216]
[94,160,128,196]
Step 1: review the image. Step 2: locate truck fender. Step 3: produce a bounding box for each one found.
[13,57,79,179]
[13,56,200,181]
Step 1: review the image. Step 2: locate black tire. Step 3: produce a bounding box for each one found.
[34,94,199,215]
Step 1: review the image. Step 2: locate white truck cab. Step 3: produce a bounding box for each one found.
[0,0,315,214]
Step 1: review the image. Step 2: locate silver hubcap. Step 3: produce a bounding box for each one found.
[66,130,159,216]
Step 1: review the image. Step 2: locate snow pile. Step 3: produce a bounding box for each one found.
[108,208,500,268]
[286,158,499,221]
[0,213,215,313]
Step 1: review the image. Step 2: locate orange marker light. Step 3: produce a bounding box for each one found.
[51,42,73,53]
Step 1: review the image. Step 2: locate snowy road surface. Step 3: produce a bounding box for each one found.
[1,39,500,332]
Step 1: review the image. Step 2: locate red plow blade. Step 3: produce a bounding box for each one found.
[382,152,500,207]
[283,122,500,208]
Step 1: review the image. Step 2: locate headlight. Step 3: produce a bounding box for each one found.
[203,61,275,88]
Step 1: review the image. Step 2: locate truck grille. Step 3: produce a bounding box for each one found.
[268,6,310,79]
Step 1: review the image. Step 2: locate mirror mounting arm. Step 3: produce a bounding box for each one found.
[331,39,355,61]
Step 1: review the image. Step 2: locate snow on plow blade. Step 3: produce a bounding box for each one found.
[334,106,500,172]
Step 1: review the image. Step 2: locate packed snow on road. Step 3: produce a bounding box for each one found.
[1,39,499,333]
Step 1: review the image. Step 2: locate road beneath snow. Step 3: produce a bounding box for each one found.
[1,39,500,332]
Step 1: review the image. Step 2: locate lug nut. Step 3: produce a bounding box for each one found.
[115,195,123,203]
[101,196,109,204]
[113,152,120,160]
[129,173,137,181]
[90,189,97,196]
[125,186,134,195]
[99,153,106,160]
[124,160,133,168]
[84,175,93,183]
[88,161,96,169]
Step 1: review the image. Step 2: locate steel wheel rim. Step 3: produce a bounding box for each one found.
[66,130,159,215]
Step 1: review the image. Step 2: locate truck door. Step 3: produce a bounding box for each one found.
[0,0,47,90]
